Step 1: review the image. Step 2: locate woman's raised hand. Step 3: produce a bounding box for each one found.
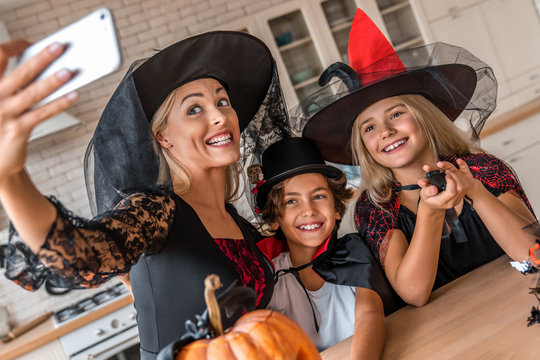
[0,40,78,186]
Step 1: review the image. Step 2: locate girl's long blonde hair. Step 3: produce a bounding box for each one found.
[150,88,242,203]
[351,94,483,204]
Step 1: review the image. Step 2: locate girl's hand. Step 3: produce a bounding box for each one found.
[0,40,78,186]
[418,160,472,211]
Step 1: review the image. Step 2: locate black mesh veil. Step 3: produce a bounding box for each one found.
[84,63,170,215]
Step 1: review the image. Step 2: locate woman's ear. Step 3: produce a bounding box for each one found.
[335,212,342,221]
[156,131,172,149]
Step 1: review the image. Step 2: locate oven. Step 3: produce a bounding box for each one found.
[53,284,140,360]
[59,304,139,360]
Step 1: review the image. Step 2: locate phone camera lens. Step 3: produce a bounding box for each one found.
[100,13,105,20]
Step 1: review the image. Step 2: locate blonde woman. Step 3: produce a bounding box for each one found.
[0,32,290,359]
[302,10,536,307]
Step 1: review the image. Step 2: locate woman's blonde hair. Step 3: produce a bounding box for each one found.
[150,88,242,203]
[350,94,483,204]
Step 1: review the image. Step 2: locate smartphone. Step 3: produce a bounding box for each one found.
[17,7,122,106]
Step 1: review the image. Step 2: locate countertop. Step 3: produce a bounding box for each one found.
[0,294,134,360]
[481,97,540,137]
[321,255,540,359]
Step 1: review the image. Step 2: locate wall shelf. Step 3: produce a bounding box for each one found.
[279,36,312,51]
[293,75,319,90]
[380,1,410,16]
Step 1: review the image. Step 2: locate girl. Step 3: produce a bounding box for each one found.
[0,31,289,359]
[302,10,536,306]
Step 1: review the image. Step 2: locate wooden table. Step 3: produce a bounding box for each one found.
[321,255,540,359]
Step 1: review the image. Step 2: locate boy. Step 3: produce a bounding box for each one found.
[254,137,397,358]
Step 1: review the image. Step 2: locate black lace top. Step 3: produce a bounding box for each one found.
[6,189,270,303]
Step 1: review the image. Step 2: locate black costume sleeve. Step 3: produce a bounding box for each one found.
[312,233,405,315]
[6,189,175,291]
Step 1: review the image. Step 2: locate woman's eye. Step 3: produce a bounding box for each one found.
[390,111,403,119]
[188,105,202,115]
[314,194,326,200]
[284,199,297,205]
[364,125,374,133]
[217,98,229,107]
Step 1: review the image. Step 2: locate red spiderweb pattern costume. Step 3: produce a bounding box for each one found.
[355,153,535,261]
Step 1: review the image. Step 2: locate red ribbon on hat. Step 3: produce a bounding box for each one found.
[250,180,266,195]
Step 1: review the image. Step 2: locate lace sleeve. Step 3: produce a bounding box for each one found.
[6,190,175,290]
[354,190,399,263]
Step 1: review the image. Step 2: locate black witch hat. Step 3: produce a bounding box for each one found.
[84,31,291,214]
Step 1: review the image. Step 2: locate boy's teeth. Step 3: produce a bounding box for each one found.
[299,224,321,230]
[384,139,405,152]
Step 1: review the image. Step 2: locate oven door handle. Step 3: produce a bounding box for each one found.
[85,333,139,360]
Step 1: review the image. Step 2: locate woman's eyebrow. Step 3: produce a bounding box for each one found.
[180,93,203,106]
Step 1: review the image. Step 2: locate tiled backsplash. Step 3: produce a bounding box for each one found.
[0,0,290,328]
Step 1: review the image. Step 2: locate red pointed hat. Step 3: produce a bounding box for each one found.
[301,9,496,165]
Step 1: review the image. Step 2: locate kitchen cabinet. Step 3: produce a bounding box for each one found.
[480,112,540,214]
[358,0,425,50]
[216,0,427,108]
[14,340,67,360]
[412,0,540,118]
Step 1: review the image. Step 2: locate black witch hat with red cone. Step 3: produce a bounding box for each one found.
[299,9,497,165]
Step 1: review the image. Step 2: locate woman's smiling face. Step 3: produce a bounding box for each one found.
[355,97,431,170]
[155,78,241,172]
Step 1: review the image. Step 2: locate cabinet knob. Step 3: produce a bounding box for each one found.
[94,328,105,336]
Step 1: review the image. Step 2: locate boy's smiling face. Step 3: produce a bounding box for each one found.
[272,173,341,254]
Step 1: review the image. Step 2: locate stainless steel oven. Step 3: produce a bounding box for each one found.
[60,304,139,360]
[53,284,140,360]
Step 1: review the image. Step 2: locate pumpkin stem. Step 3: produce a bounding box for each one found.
[204,274,223,336]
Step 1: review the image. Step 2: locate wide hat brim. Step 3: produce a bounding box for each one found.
[303,63,477,164]
[256,164,343,211]
[132,31,274,130]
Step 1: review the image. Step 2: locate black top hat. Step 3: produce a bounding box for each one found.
[255,137,344,210]
[299,9,497,165]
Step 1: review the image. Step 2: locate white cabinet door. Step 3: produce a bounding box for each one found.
[15,340,67,360]
[480,112,540,214]
[414,0,482,22]
[503,142,540,215]
[427,5,510,99]
[480,0,540,81]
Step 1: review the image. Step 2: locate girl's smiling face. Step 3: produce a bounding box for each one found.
[355,97,431,170]
[272,173,340,255]
[155,78,241,172]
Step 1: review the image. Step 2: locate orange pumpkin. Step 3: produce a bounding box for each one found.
[177,309,321,360]
[175,274,321,360]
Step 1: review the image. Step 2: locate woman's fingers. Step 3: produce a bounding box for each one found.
[0,39,31,74]
[19,91,78,129]
[1,67,76,118]
[0,42,66,99]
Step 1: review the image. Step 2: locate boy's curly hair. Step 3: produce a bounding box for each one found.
[261,172,353,239]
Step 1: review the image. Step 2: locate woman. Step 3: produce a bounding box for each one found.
[299,10,536,306]
[0,31,290,359]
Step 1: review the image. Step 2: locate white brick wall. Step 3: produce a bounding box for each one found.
[0,0,291,327]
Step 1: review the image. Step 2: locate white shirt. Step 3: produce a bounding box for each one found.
[266,252,356,350]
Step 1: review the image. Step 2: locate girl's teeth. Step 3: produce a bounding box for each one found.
[384,139,405,152]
